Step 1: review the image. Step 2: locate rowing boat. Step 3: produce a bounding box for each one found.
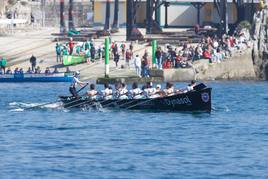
[59,85,212,112]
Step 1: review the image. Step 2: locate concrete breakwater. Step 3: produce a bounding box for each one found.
[97,48,256,84]
[96,45,257,84]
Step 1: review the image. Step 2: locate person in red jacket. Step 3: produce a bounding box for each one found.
[203,48,211,60]
[68,37,75,55]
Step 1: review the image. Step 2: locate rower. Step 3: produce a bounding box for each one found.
[156,84,161,93]
[182,80,197,93]
[130,82,143,99]
[164,82,175,96]
[144,82,157,98]
[114,83,122,98]
[118,83,128,99]
[102,83,113,100]
[187,80,197,92]
[151,84,162,98]
[69,71,88,98]
[86,84,98,100]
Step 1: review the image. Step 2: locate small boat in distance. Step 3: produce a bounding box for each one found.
[0,73,73,82]
[59,84,212,112]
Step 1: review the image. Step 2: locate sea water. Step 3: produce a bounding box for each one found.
[0,81,267,178]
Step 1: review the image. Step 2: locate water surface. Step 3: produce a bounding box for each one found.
[0,81,267,178]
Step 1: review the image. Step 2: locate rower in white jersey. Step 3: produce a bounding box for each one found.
[143,82,157,98]
[118,83,128,99]
[130,82,143,99]
[86,84,98,100]
[101,83,113,100]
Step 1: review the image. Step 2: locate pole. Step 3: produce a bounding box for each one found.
[104,0,111,31]
[112,0,119,29]
[146,0,152,34]
[69,0,74,31]
[105,38,110,77]
[60,0,66,33]
[41,0,45,27]
[152,40,157,67]
[197,3,200,25]
[164,2,168,28]
[126,0,134,40]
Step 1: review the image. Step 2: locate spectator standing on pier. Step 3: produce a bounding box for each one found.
[125,49,132,68]
[155,47,162,69]
[62,46,68,56]
[30,55,37,71]
[129,42,134,52]
[134,54,142,77]
[90,43,96,62]
[142,50,150,77]
[55,43,62,63]
[84,40,90,50]
[0,57,7,74]
[68,38,75,55]
[112,43,118,58]
[114,51,120,68]
[194,24,200,34]
[120,43,126,60]
[168,47,176,67]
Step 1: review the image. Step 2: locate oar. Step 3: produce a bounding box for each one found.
[115,99,139,108]
[61,97,84,107]
[65,98,95,109]
[125,97,156,110]
[23,99,61,110]
[77,83,89,94]
[115,92,145,108]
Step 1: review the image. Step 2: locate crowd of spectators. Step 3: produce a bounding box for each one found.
[154,30,250,70]
[55,38,106,64]
[52,28,251,79]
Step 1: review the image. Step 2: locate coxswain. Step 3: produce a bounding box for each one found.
[69,71,88,98]
[86,84,98,100]
[130,82,143,99]
[102,83,113,100]
[164,82,175,96]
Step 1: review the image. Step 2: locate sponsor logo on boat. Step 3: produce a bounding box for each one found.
[164,96,192,107]
[201,92,209,103]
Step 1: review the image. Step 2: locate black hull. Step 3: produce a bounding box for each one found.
[59,88,212,112]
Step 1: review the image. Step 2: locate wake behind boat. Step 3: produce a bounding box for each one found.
[59,84,212,112]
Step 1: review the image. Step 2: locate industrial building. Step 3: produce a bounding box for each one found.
[93,0,261,28]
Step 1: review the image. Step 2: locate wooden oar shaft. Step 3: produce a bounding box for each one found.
[24,100,60,110]
[125,98,156,110]
[77,83,89,93]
